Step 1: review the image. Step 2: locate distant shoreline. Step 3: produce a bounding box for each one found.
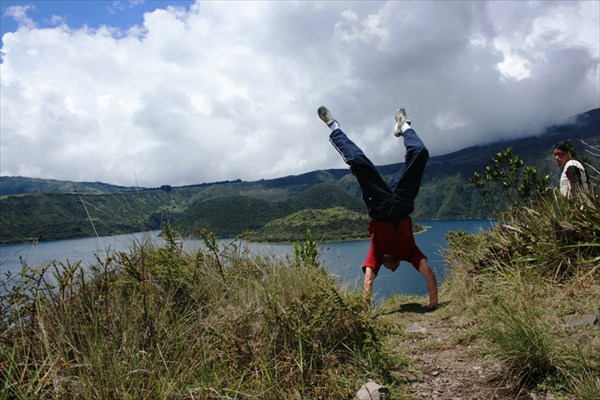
[247,223,428,244]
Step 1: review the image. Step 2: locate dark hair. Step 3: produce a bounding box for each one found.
[553,141,577,157]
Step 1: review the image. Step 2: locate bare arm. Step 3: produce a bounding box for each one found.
[417,258,438,309]
[363,267,376,294]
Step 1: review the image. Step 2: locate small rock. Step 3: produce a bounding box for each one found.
[405,322,427,334]
[568,333,588,341]
[355,380,388,400]
[564,314,597,328]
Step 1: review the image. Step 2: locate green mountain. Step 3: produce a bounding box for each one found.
[1,108,598,244]
[172,183,366,237]
[173,195,289,237]
[0,191,172,243]
[287,182,366,213]
[0,176,137,196]
[252,207,371,243]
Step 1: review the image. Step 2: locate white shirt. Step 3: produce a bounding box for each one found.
[560,159,588,197]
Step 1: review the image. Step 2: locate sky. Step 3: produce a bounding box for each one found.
[1,0,599,188]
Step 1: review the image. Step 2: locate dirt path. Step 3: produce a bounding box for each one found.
[383,302,525,400]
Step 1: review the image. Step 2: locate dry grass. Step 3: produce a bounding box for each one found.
[0,231,395,399]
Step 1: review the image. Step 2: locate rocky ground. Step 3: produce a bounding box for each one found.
[381,302,565,400]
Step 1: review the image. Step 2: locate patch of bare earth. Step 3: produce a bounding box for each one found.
[382,303,539,400]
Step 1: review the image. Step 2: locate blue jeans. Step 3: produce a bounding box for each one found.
[329,128,429,221]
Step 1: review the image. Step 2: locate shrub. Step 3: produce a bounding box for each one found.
[1,230,392,399]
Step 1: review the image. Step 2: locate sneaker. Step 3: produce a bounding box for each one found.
[318,106,336,126]
[393,107,411,137]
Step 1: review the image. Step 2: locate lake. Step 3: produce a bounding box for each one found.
[0,219,493,301]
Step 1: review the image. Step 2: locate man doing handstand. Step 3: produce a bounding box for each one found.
[318,106,438,308]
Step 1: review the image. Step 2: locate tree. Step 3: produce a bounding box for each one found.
[470,147,549,215]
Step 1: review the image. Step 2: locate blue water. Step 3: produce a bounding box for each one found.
[318,219,494,301]
[0,220,493,301]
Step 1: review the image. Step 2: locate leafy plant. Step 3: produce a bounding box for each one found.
[470,147,549,214]
[293,229,319,268]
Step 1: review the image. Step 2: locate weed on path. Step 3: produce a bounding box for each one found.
[380,301,579,400]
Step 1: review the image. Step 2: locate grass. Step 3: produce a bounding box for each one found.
[443,189,600,397]
[2,185,599,399]
[1,229,396,399]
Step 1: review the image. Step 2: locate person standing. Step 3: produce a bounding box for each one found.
[318,106,438,308]
[552,141,590,197]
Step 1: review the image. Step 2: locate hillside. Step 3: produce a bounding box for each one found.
[0,191,172,243]
[172,183,366,238]
[252,207,371,243]
[173,195,290,237]
[0,176,137,196]
[0,108,598,243]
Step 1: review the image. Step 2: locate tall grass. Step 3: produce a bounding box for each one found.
[1,229,393,399]
[443,189,600,397]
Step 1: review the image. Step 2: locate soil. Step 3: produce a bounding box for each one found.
[382,302,560,400]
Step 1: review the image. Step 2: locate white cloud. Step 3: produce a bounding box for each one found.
[1,0,598,187]
[3,4,37,29]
